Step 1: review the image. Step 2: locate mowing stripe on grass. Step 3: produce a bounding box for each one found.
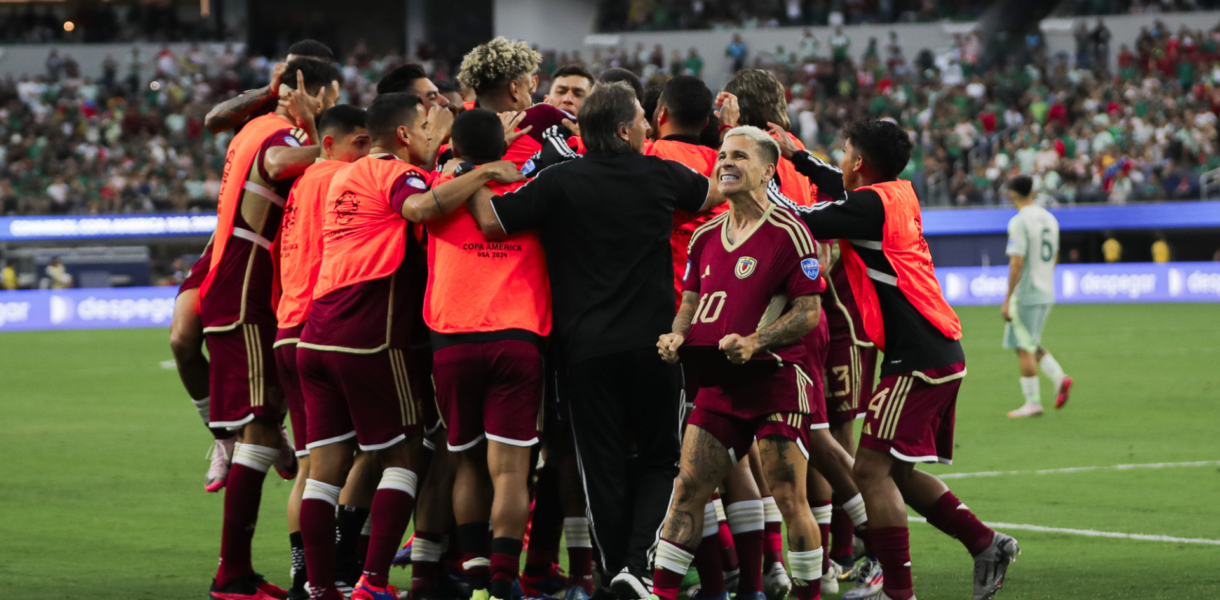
[910,517,1220,545]
[935,460,1220,479]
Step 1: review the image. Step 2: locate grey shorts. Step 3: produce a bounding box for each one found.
[1003,302,1052,352]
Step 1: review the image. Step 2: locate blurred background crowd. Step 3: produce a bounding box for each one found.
[5,3,1220,215]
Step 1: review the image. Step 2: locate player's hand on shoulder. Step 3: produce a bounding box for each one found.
[499,111,532,146]
[768,123,799,159]
[481,160,526,184]
[657,333,685,364]
[719,333,759,364]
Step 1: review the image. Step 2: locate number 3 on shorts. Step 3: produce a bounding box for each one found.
[868,387,890,421]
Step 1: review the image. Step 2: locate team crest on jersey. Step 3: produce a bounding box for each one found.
[334,191,360,225]
[735,256,758,279]
[801,257,821,280]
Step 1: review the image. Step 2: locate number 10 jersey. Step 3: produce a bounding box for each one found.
[682,203,826,368]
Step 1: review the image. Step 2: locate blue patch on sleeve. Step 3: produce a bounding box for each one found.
[801,257,820,280]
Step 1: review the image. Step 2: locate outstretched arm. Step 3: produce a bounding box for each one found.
[205,63,286,133]
[768,123,847,200]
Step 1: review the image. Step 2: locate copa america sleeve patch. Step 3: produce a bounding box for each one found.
[801,257,821,280]
[283,135,302,147]
[405,176,428,192]
[683,260,691,282]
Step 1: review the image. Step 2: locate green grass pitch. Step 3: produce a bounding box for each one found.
[1,304,1218,598]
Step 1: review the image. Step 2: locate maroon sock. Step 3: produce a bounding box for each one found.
[525,469,563,575]
[764,521,784,569]
[793,577,822,600]
[410,531,445,594]
[694,533,726,595]
[301,497,339,595]
[490,537,524,598]
[829,507,855,560]
[818,522,831,574]
[870,527,913,600]
[652,539,695,600]
[215,462,268,586]
[920,491,995,556]
[718,520,739,573]
[363,486,417,587]
[568,545,594,593]
[457,522,491,589]
[733,529,763,593]
[857,523,874,558]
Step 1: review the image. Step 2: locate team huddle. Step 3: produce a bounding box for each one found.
[170,36,1019,600]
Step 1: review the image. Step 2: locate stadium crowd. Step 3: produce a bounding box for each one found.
[6,15,1220,215]
[595,0,1220,31]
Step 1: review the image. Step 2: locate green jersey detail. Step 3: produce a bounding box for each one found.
[1006,204,1059,305]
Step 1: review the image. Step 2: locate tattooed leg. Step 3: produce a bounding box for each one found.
[662,424,736,549]
[758,436,819,554]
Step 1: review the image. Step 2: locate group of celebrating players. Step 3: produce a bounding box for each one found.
[169,35,1019,600]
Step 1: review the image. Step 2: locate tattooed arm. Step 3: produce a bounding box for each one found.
[659,290,699,364]
[204,63,286,133]
[719,294,821,364]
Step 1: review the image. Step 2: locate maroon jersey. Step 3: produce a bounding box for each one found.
[682,204,825,369]
[200,125,309,331]
[824,252,872,347]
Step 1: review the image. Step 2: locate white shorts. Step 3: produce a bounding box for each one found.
[1003,302,1052,352]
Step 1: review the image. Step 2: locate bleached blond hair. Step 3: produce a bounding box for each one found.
[722,126,780,166]
[457,37,541,96]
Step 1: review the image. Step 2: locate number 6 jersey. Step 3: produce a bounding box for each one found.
[682,203,826,367]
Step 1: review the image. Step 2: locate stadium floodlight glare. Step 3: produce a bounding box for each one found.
[63,21,74,32]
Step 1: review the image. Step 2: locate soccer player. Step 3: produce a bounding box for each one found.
[295,93,522,600]
[465,81,722,600]
[201,57,340,600]
[437,80,468,117]
[457,37,574,167]
[1001,175,1072,417]
[770,121,1019,600]
[205,40,336,134]
[544,64,594,116]
[377,62,455,170]
[273,104,371,600]
[653,126,826,600]
[421,108,549,600]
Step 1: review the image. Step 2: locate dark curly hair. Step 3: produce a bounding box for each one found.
[843,120,912,181]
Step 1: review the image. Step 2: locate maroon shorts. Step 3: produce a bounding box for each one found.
[860,362,965,465]
[433,339,543,451]
[694,362,828,432]
[206,323,283,429]
[824,343,877,426]
[687,406,811,464]
[802,312,830,419]
[274,326,307,456]
[298,346,426,451]
[177,243,213,296]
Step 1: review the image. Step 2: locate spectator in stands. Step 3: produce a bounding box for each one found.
[727,34,748,72]
[44,257,72,289]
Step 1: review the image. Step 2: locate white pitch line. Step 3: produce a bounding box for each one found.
[909,517,1220,546]
[936,460,1220,480]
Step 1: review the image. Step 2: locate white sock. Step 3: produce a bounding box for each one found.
[842,493,868,527]
[232,443,278,472]
[762,495,782,526]
[378,467,418,497]
[303,479,342,505]
[1039,353,1066,389]
[725,499,765,533]
[564,517,593,548]
[811,502,832,526]
[412,533,442,562]
[191,396,210,425]
[1020,376,1041,406]
[656,539,695,577]
[702,502,720,538]
[787,548,823,582]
